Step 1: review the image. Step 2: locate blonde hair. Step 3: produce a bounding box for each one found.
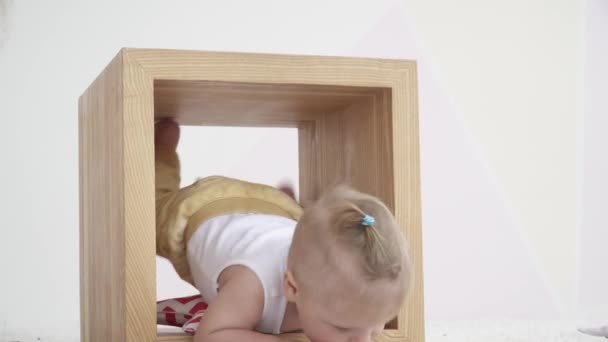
[288,185,411,292]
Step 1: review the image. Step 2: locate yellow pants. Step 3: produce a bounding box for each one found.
[155,146,303,285]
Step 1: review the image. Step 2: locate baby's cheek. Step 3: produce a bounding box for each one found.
[372,325,384,339]
[304,325,337,342]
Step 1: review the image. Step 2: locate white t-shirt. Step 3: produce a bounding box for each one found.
[186,213,296,334]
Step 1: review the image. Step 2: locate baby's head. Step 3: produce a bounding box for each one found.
[284,185,412,342]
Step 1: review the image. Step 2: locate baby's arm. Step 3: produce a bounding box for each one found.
[193,266,281,342]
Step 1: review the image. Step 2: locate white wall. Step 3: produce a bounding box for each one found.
[397,0,582,317]
[0,0,590,340]
[578,0,608,324]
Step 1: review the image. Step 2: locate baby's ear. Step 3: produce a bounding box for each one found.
[283,270,299,302]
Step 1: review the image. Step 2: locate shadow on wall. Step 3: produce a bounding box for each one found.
[0,0,12,49]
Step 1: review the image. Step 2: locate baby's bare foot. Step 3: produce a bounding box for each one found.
[155,119,180,151]
[277,181,296,200]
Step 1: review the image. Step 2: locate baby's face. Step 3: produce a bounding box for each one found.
[294,283,400,342]
[298,309,384,342]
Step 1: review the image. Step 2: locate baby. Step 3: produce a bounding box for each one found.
[155,120,412,342]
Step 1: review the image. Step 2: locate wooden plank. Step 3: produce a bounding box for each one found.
[123,50,158,342]
[127,48,413,87]
[311,89,393,203]
[298,120,320,208]
[79,51,126,342]
[79,49,158,342]
[154,80,373,127]
[392,69,424,342]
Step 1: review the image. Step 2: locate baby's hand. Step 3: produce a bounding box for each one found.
[154,119,180,151]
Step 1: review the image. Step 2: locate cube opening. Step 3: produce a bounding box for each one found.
[153,79,396,340]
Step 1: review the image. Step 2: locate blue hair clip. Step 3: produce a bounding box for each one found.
[361,214,375,227]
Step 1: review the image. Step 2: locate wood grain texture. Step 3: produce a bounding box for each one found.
[79,51,126,342]
[313,90,394,202]
[297,120,319,208]
[392,68,425,342]
[129,48,412,87]
[80,48,423,342]
[154,80,379,127]
[80,50,157,342]
[123,51,157,342]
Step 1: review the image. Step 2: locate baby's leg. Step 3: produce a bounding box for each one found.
[155,119,194,282]
[155,119,181,197]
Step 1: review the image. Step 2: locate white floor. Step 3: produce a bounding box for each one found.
[426,320,603,342]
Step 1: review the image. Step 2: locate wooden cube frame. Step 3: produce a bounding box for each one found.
[79,48,424,342]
